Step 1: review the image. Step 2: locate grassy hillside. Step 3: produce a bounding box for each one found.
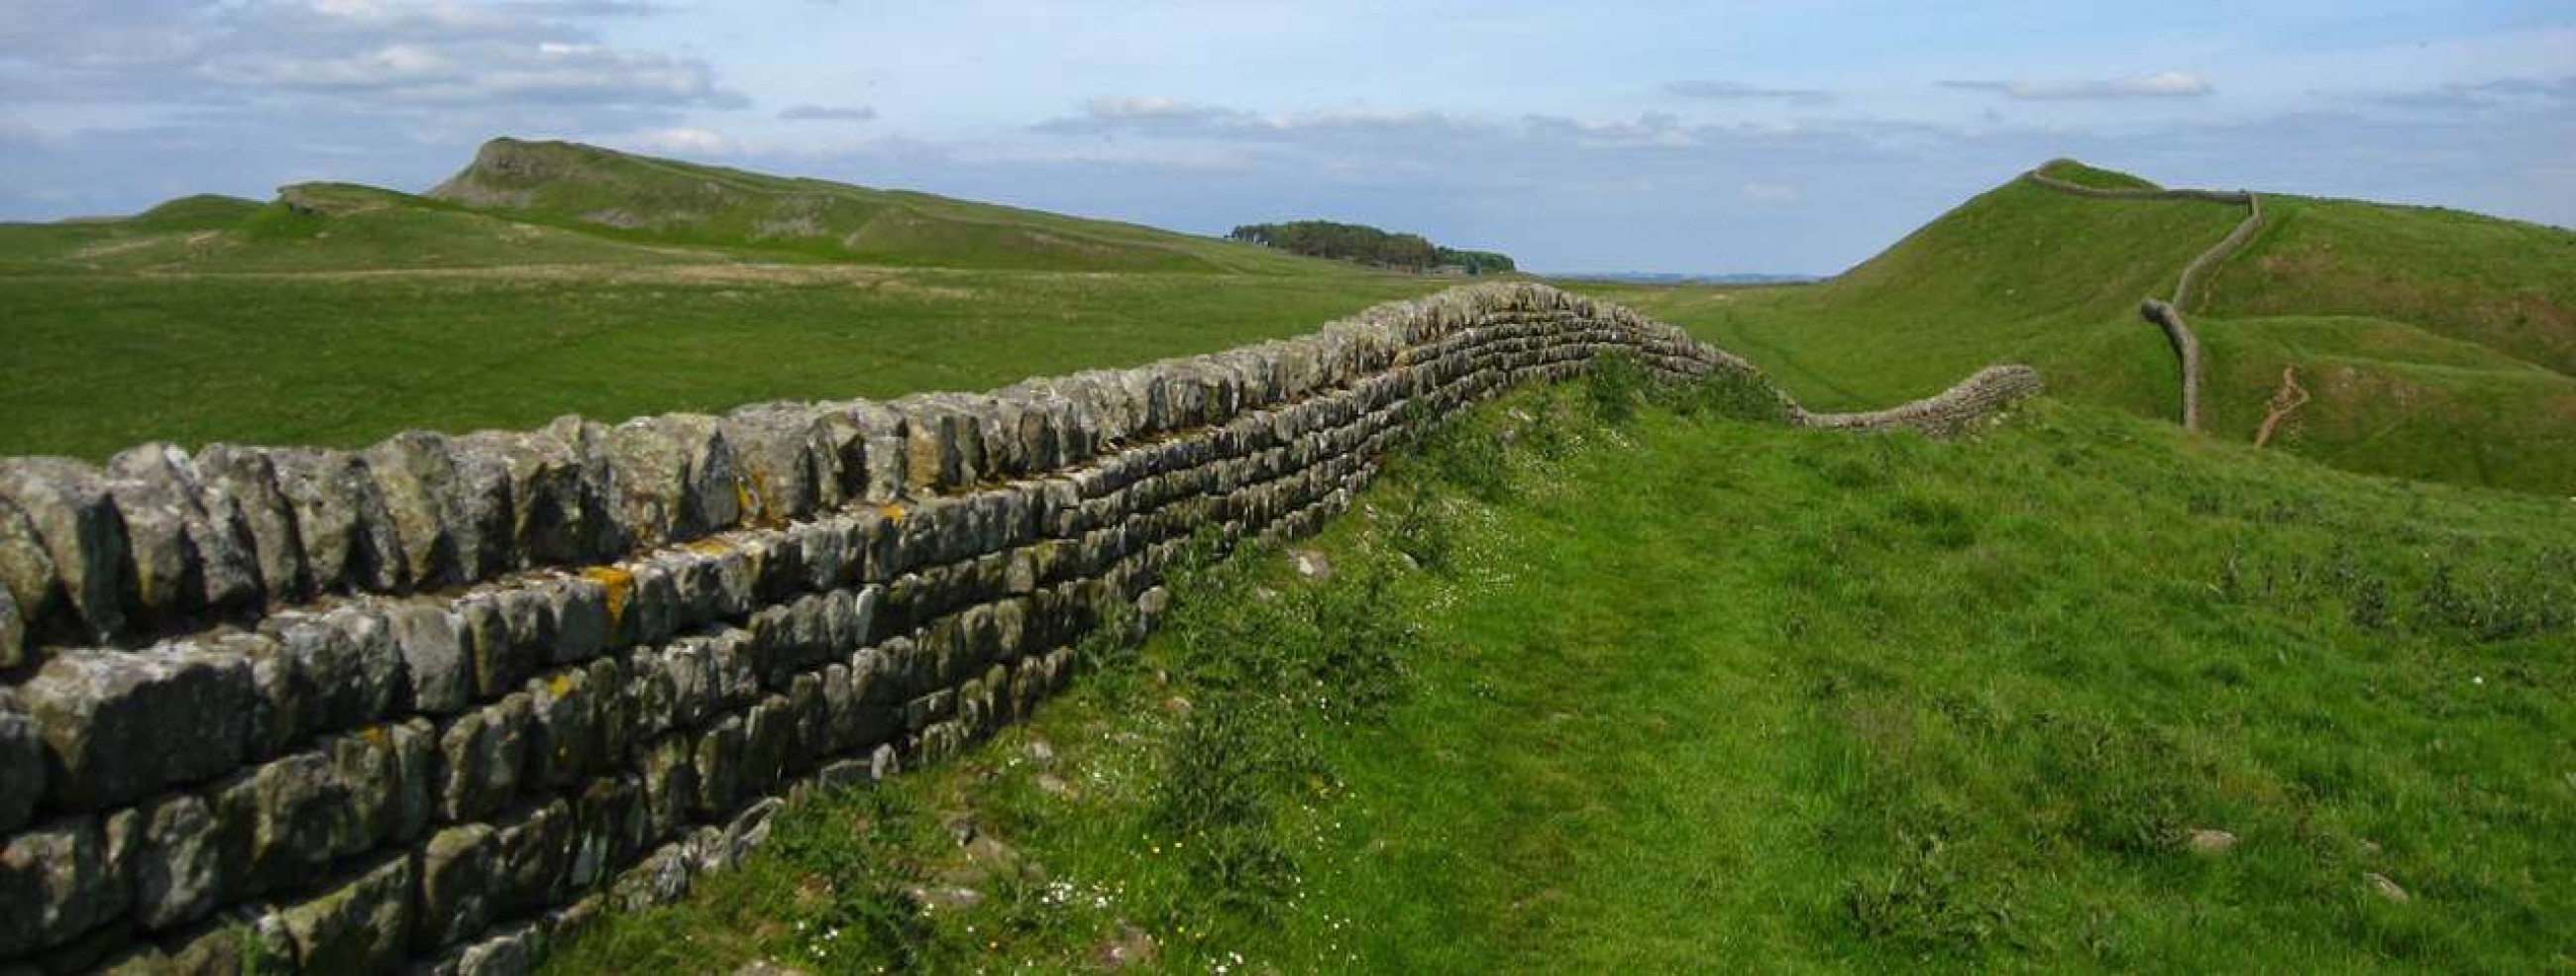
[0,141,1442,459]
[2197,194,2576,377]
[1580,173,2246,416]
[550,379,2576,974]
[428,138,1341,274]
[1577,163,2576,494]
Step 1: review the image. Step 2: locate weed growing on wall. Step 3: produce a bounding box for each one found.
[1585,347,1648,424]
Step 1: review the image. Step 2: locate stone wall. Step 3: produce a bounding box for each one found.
[0,282,2036,974]
[2021,166,2265,433]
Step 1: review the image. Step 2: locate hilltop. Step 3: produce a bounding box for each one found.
[1583,159,2576,494]
[425,138,1335,273]
[0,138,1354,276]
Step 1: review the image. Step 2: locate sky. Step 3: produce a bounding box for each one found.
[2,1,2570,274]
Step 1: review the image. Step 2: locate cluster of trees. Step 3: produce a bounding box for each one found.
[1229,220,1516,274]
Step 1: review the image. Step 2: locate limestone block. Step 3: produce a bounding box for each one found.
[160,917,289,976]
[0,500,52,666]
[124,793,224,931]
[491,799,574,915]
[569,775,646,891]
[206,747,346,896]
[705,629,764,712]
[721,402,838,526]
[786,672,828,761]
[266,447,405,596]
[276,852,410,973]
[608,840,694,913]
[525,665,598,790]
[547,415,633,560]
[434,693,530,823]
[0,457,131,643]
[600,414,743,548]
[0,814,128,957]
[608,558,679,650]
[384,598,474,715]
[890,396,953,494]
[705,544,759,619]
[746,531,811,608]
[637,735,697,840]
[105,444,259,624]
[0,691,37,832]
[415,822,498,950]
[786,515,854,594]
[547,575,610,666]
[362,431,476,591]
[443,920,542,976]
[457,425,587,569]
[649,640,711,733]
[739,695,794,797]
[616,648,678,747]
[23,644,254,811]
[443,437,520,583]
[691,714,744,818]
[259,603,402,738]
[812,400,907,504]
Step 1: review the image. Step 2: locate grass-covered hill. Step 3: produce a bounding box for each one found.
[550,376,2576,974]
[0,140,1440,460]
[427,138,1332,273]
[1580,160,2576,494]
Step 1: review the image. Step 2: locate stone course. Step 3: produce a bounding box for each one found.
[0,282,2033,973]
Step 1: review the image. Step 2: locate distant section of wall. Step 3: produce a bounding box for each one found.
[2021,169,2252,206]
[2022,168,2263,433]
[0,283,2036,975]
[1793,366,2046,437]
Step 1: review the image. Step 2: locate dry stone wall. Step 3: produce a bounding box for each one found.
[2021,165,2267,434]
[0,282,2035,975]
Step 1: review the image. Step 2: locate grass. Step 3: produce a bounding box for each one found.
[427,138,1344,274]
[1572,163,2576,495]
[0,138,1449,460]
[1575,175,2244,416]
[546,373,2576,973]
[2033,158,2163,191]
[0,267,1443,459]
[2196,314,2576,489]
[2198,193,2576,377]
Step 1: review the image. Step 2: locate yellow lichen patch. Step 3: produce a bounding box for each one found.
[359,724,390,747]
[583,566,635,627]
[685,538,735,556]
[548,672,579,698]
[734,477,762,525]
[879,502,908,524]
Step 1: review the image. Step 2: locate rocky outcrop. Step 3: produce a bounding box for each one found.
[0,282,2035,974]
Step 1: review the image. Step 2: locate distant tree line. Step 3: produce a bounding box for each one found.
[1229,220,1516,274]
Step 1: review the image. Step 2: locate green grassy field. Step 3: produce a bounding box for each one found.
[0,268,1440,459]
[1577,163,2576,494]
[548,376,2576,974]
[0,139,1438,460]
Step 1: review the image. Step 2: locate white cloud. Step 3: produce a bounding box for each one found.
[617,126,735,155]
[1665,80,1833,104]
[2,0,738,110]
[1941,71,2214,101]
[780,103,879,122]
